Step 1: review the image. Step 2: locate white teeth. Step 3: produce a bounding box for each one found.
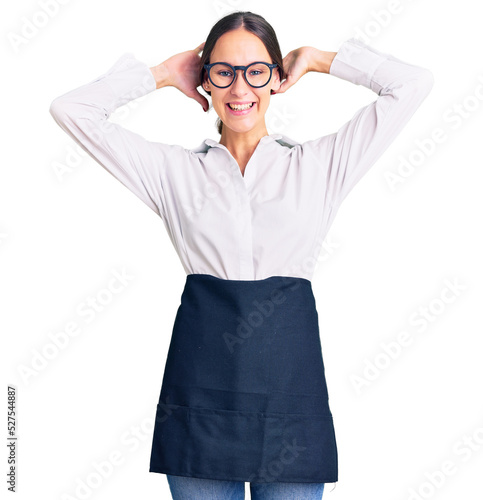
[228,102,254,110]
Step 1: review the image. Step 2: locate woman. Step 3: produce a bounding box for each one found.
[49,10,433,500]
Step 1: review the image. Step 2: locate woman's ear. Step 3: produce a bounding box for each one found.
[271,72,282,94]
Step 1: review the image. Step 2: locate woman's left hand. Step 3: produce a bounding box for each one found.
[274,46,317,94]
[274,46,336,94]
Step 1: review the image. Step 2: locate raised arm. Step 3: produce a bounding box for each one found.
[49,43,208,220]
[303,38,434,212]
[49,53,167,218]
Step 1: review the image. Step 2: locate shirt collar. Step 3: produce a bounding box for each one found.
[192,133,298,154]
[204,133,282,148]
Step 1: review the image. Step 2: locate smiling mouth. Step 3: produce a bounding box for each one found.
[227,102,255,110]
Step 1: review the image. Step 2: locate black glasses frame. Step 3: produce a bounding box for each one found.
[203,62,278,89]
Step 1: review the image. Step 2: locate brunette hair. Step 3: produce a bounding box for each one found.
[199,11,285,135]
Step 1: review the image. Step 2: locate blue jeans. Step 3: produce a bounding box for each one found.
[166,474,325,499]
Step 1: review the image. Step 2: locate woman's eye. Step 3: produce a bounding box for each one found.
[218,71,233,77]
[250,70,262,76]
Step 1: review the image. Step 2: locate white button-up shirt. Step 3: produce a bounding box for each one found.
[50,38,434,281]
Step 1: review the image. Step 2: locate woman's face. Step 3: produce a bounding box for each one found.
[203,28,281,136]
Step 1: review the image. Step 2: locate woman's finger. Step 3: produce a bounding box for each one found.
[194,41,205,54]
[277,75,295,94]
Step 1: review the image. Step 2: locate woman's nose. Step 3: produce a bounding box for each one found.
[230,69,250,94]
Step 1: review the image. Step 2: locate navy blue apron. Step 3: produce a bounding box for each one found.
[149,273,338,483]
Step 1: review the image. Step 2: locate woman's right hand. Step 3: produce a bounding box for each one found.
[150,42,209,112]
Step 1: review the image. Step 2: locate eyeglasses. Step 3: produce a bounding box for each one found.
[203,62,278,89]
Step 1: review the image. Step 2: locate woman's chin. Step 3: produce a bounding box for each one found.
[222,117,257,131]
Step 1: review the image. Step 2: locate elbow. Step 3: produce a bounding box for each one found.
[49,97,68,124]
[49,96,92,128]
[49,96,106,127]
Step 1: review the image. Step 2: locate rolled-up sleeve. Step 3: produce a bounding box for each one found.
[303,37,434,212]
[49,53,170,220]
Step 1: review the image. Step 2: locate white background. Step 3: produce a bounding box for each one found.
[2,0,482,499]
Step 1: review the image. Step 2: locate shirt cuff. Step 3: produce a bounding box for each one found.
[95,52,157,113]
[329,37,388,93]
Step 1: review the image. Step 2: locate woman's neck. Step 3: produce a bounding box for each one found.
[219,126,269,169]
